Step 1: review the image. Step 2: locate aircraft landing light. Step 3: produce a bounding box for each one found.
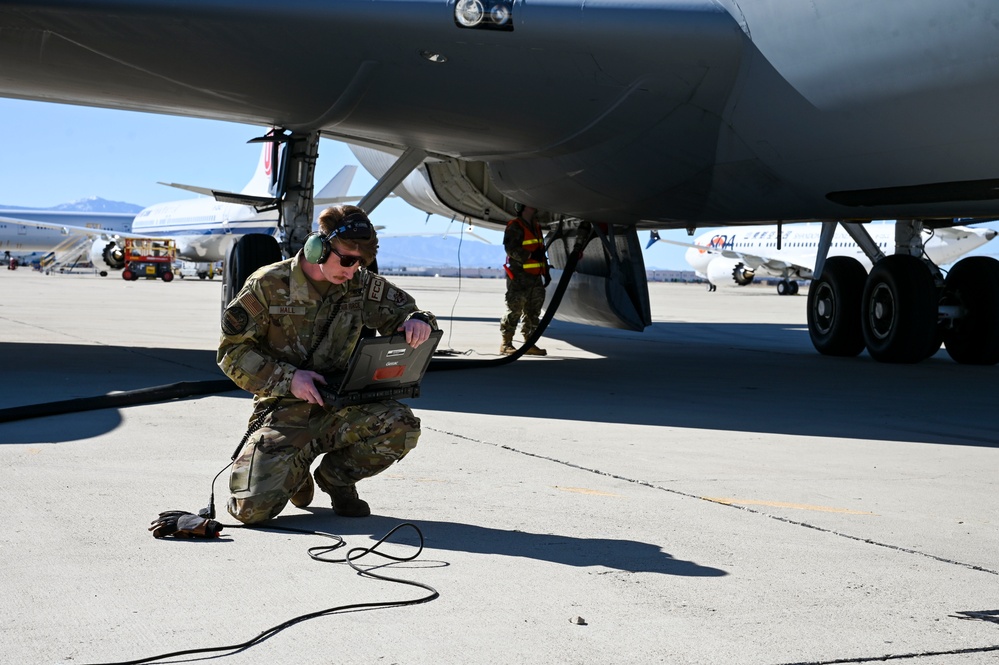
[454,0,513,31]
[702,497,875,515]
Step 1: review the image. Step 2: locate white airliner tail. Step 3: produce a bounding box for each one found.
[315,165,358,205]
[239,139,281,197]
[156,137,281,199]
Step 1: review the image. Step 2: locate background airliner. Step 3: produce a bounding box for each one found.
[0,141,357,276]
[656,223,997,295]
[0,209,134,255]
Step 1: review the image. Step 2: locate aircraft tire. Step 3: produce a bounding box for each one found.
[223,234,283,310]
[942,256,999,365]
[861,254,938,363]
[807,256,866,357]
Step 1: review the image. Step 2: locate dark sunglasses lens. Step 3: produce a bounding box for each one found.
[331,246,363,268]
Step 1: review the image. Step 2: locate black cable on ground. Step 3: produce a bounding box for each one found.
[87,522,438,665]
[0,379,240,424]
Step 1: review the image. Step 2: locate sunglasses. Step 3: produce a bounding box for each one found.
[328,244,366,268]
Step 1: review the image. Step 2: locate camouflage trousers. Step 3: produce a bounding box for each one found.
[228,400,421,524]
[500,274,546,339]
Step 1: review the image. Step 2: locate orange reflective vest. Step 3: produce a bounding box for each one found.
[505,217,548,277]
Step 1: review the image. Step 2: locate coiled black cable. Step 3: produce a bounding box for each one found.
[86,522,438,665]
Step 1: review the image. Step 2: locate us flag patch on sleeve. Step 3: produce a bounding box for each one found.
[238,292,265,318]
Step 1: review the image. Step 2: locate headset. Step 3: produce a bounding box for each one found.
[303,214,375,265]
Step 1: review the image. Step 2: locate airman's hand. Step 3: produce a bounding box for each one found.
[291,369,327,405]
[399,319,432,348]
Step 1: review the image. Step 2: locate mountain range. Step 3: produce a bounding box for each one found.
[0,196,144,213]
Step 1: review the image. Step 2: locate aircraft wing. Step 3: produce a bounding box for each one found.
[0,214,159,242]
[1,215,116,239]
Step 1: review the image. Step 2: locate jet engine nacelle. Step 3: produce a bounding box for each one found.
[706,258,755,287]
[89,239,125,275]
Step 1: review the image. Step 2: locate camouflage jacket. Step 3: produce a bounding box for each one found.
[218,253,436,426]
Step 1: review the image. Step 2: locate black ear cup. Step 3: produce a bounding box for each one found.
[303,233,329,264]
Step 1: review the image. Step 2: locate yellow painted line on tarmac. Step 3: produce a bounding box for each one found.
[702,496,875,515]
[554,486,622,497]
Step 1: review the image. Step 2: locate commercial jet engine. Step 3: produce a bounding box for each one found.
[89,239,125,276]
[706,257,755,287]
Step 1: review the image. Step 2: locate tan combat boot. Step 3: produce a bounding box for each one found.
[290,472,315,508]
[500,333,516,355]
[524,345,547,356]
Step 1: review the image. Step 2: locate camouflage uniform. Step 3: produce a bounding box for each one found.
[218,253,436,524]
[500,216,548,340]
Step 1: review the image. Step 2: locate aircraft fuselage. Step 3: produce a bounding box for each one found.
[1,1,998,226]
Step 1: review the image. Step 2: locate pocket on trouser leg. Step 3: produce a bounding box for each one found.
[229,445,256,494]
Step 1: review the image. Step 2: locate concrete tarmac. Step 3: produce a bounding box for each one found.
[1,269,997,664]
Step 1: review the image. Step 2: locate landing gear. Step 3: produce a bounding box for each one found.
[807,256,866,357]
[941,256,999,365]
[806,221,999,365]
[860,254,939,363]
[777,279,799,296]
[222,234,282,310]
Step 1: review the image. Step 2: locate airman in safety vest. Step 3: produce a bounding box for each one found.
[500,205,550,356]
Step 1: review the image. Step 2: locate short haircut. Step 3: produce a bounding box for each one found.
[316,205,378,265]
